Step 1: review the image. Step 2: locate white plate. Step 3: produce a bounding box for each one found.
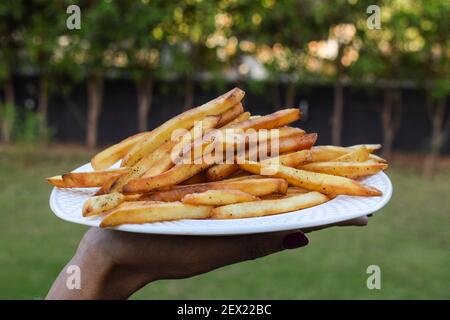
[49,162,393,235]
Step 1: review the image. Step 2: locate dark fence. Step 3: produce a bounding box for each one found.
[10,76,450,153]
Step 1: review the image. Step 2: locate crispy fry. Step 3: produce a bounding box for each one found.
[216,103,244,127]
[311,145,385,163]
[123,162,211,194]
[205,133,317,181]
[122,88,245,167]
[227,108,300,130]
[239,161,382,196]
[181,189,259,206]
[60,168,129,188]
[300,161,388,179]
[261,150,312,167]
[181,172,207,185]
[108,116,219,194]
[140,178,288,202]
[349,144,381,153]
[91,131,150,170]
[212,191,329,219]
[46,175,67,188]
[173,109,302,166]
[222,111,251,128]
[333,146,369,162]
[83,193,124,217]
[100,201,213,227]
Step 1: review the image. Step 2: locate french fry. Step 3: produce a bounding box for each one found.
[216,103,244,127]
[300,161,388,179]
[122,88,245,167]
[60,168,129,188]
[286,187,310,194]
[95,174,122,195]
[181,190,259,206]
[311,145,385,163]
[261,150,312,167]
[205,133,317,181]
[227,108,300,130]
[333,146,369,162]
[239,161,382,196]
[212,191,330,219]
[83,193,125,217]
[123,162,211,194]
[173,109,303,166]
[91,131,150,170]
[222,111,251,128]
[108,116,219,194]
[46,175,67,188]
[140,178,288,202]
[83,193,142,217]
[100,201,213,227]
[349,144,381,153]
[181,172,207,185]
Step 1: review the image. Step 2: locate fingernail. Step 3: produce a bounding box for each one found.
[282,232,309,249]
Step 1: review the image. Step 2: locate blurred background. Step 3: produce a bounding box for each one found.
[0,0,449,299]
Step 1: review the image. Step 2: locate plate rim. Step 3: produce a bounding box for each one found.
[49,163,393,236]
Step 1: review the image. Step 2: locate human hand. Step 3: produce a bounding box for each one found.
[46,216,367,300]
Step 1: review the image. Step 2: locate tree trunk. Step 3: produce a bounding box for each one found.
[285,82,296,108]
[3,74,14,106]
[380,87,402,159]
[183,74,194,111]
[381,88,394,159]
[38,74,49,130]
[423,97,448,178]
[136,74,153,131]
[331,75,344,146]
[86,74,103,148]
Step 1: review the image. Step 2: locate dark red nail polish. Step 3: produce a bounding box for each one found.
[282,232,309,249]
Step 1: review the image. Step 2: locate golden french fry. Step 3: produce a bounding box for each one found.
[83,193,125,217]
[140,178,288,202]
[123,162,210,194]
[212,191,330,219]
[107,116,219,194]
[286,186,310,194]
[300,161,388,179]
[100,201,213,227]
[311,145,384,163]
[181,172,207,185]
[204,132,316,181]
[122,88,245,167]
[239,161,382,196]
[221,111,251,128]
[216,103,243,127]
[46,175,67,188]
[91,131,150,170]
[349,144,381,153]
[59,168,129,188]
[333,146,369,162]
[95,174,122,195]
[227,108,301,130]
[181,189,259,206]
[261,150,312,167]
[174,109,303,166]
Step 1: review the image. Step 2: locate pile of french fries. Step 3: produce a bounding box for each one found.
[47,88,388,227]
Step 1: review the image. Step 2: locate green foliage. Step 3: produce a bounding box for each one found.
[0,103,16,142]
[0,104,53,145]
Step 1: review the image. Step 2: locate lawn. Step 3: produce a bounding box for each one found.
[0,145,449,299]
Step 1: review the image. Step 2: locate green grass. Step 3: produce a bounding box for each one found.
[0,145,449,299]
